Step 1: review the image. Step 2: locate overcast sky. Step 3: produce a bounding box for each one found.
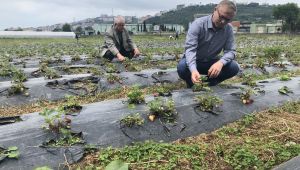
[1,0,299,30]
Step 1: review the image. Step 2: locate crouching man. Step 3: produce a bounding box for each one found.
[100,15,140,61]
[177,0,240,87]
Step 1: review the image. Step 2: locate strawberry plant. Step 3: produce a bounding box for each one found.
[107,74,122,84]
[154,85,172,97]
[242,74,256,87]
[8,82,29,96]
[192,76,211,92]
[71,54,81,61]
[44,67,61,79]
[12,69,27,83]
[60,95,82,114]
[0,146,20,160]
[194,93,223,112]
[106,63,118,73]
[240,88,254,104]
[278,86,293,95]
[120,113,144,128]
[263,47,282,65]
[39,108,83,146]
[127,86,145,104]
[254,57,265,69]
[148,97,177,122]
[279,74,291,81]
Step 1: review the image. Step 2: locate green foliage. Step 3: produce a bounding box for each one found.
[240,88,254,104]
[192,76,211,92]
[48,128,83,146]
[155,85,172,96]
[8,82,27,96]
[123,60,142,72]
[0,146,20,159]
[120,113,144,127]
[148,97,177,122]
[98,141,204,169]
[273,3,300,32]
[60,95,82,113]
[71,54,81,61]
[106,63,117,73]
[242,74,257,87]
[0,60,14,77]
[263,47,282,65]
[195,93,223,112]
[239,114,256,126]
[107,74,122,84]
[105,160,128,170]
[62,23,72,32]
[279,74,291,81]
[254,57,265,69]
[127,86,145,104]
[44,67,61,79]
[34,166,53,170]
[278,86,293,95]
[39,108,66,133]
[225,147,262,170]
[39,108,83,146]
[12,69,27,83]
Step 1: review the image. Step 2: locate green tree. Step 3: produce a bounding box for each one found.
[52,27,62,32]
[273,3,300,32]
[62,23,72,32]
[75,26,82,34]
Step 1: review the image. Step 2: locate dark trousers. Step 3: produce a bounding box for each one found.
[103,49,134,61]
[177,56,240,87]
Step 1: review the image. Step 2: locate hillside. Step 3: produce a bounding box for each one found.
[146,3,275,29]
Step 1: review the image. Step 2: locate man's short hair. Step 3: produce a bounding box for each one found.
[217,0,237,12]
[114,15,125,24]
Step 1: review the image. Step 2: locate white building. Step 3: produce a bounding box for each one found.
[0,31,75,38]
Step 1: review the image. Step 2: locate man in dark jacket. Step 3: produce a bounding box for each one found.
[100,15,140,61]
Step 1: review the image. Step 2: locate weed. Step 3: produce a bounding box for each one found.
[225,147,262,170]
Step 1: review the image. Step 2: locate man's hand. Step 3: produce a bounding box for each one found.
[191,70,201,84]
[117,53,125,62]
[208,61,223,78]
[133,48,140,57]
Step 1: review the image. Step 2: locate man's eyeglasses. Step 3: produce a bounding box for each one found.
[216,9,232,23]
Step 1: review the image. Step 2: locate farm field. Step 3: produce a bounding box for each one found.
[0,34,299,169]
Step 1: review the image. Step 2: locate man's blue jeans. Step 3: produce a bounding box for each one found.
[177,57,240,87]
